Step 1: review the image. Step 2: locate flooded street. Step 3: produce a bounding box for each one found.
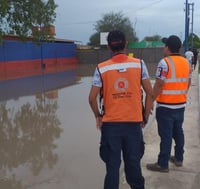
[0,64,105,189]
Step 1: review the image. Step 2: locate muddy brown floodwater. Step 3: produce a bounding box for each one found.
[0,64,105,189]
[0,63,156,189]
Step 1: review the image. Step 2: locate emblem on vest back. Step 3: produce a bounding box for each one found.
[114,78,128,92]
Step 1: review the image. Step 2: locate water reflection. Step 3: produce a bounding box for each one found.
[0,62,156,189]
[0,63,108,189]
[0,64,79,189]
[1,92,63,186]
[0,66,78,101]
[0,178,26,189]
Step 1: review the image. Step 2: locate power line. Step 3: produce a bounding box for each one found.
[125,0,164,15]
[65,21,95,25]
[136,0,164,12]
[65,0,165,26]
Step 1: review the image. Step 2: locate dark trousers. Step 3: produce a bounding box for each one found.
[100,122,145,189]
[156,107,185,168]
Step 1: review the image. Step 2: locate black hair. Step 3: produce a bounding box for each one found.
[107,30,126,52]
[162,35,182,53]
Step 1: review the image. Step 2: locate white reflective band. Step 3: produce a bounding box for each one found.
[162,89,188,95]
[166,56,176,78]
[165,56,189,83]
[99,62,141,74]
[165,78,189,83]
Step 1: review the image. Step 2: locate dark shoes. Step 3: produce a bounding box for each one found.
[146,163,169,173]
[170,156,183,167]
[146,157,183,172]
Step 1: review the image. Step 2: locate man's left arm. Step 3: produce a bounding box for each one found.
[142,78,153,124]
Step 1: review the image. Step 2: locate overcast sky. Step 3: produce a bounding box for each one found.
[54,0,200,44]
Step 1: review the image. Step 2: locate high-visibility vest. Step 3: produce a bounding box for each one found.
[156,55,190,105]
[98,54,143,122]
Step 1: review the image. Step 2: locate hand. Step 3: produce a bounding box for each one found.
[96,116,102,130]
[150,104,155,114]
[140,122,146,128]
[141,114,148,128]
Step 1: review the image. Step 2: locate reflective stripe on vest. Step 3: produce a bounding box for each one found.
[162,89,187,95]
[156,55,190,105]
[99,62,141,74]
[161,56,189,95]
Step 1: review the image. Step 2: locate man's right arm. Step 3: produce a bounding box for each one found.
[153,59,168,100]
[88,68,103,129]
[153,78,164,101]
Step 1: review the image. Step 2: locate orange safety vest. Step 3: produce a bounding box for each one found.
[156,55,190,105]
[97,54,143,122]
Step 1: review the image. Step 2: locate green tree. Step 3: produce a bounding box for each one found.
[188,33,200,49]
[0,0,57,42]
[88,12,138,46]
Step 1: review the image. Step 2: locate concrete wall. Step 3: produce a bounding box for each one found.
[76,47,185,78]
[77,48,163,65]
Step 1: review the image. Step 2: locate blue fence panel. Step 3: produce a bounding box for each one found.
[0,40,77,62]
[3,40,41,61]
[42,42,76,59]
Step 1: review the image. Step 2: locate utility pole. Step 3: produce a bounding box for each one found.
[184,0,189,52]
[184,1,194,52]
[190,3,194,48]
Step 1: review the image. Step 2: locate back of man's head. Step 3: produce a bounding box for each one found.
[162,35,182,53]
[107,30,126,52]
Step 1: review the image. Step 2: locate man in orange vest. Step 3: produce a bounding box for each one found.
[89,30,153,189]
[146,35,191,172]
